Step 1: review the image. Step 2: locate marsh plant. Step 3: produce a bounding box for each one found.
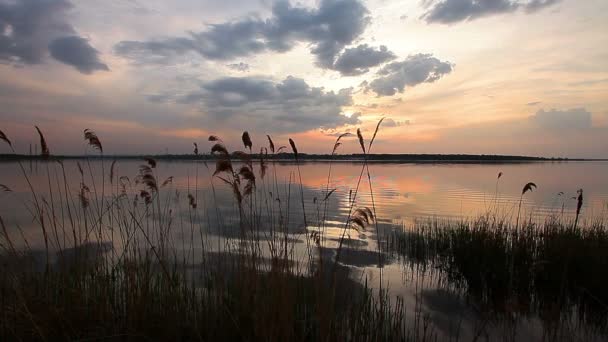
[0,123,425,341]
[0,125,606,341]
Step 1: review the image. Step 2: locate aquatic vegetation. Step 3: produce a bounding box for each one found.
[0,125,606,341]
[388,215,608,332]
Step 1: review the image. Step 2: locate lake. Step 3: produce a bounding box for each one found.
[1,159,607,340]
[2,159,607,248]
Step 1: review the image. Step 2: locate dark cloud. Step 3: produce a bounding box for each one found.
[178,75,359,133]
[366,54,453,96]
[529,108,592,130]
[332,44,395,76]
[0,0,73,64]
[115,0,372,74]
[523,0,561,13]
[421,0,561,24]
[0,0,106,74]
[49,36,108,74]
[226,62,250,72]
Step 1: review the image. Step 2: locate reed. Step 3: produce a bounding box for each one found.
[0,125,606,341]
[388,215,608,332]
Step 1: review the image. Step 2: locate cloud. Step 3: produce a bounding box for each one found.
[0,0,106,74]
[568,78,608,87]
[529,108,592,130]
[226,62,250,72]
[49,36,109,74]
[523,0,561,13]
[366,54,453,96]
[527,101,541,106]
[178,75,359,133]
[115,0,372,74]
[383,118,411,127]
[421,0,561,24]
[332,44,396,76]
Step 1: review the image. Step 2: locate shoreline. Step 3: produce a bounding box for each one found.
[1,153,605,164]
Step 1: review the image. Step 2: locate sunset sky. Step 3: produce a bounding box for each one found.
[0,0,607,157]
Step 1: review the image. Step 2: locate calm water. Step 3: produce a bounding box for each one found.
[1,159,607,248]
[1,159,607,339]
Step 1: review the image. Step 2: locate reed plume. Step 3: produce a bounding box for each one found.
[239,166,256,196]
[211,143,229,155]
[193,142,199,155]
[138,165,158,192]
[323,189,337,201]
[213,158,233,176]
[0,129,11,146]
[84,129,103,153]
[289,138,298,159]
[34,126,50,158]
[516,182,537,229]
[350,207,374,231]
[208,135,221,142]
[232,151,250,161]
[161,176,173,187]
[368,117,384,151]
[266,135,275,153]
[522,182,536,195]
[79,183,90,209]
[333,133,351,155]
[110,159,117,184]
[140,190,152,205]
[575,189,584,228]
[144,157,157,168]
[187,194,197,209]
[356,128,365,154]
[242,131,252,151]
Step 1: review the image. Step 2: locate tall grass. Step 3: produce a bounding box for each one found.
[388,215,608,334]
[1,125,607,341]
[0,124,431,341]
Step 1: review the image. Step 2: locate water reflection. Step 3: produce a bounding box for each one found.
[1,159,607,339]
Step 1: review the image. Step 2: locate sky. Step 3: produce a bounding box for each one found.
[0,0,607,157]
